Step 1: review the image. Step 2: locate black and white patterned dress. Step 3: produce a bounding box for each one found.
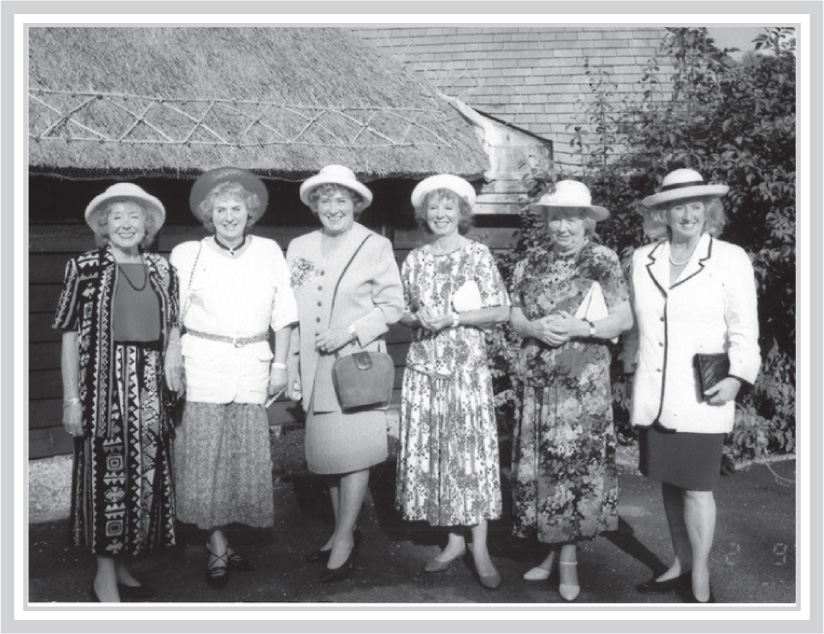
[52,246,177,556]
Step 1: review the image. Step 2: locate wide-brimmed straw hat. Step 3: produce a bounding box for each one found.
[410,174,476,209]
[84,183,166,234]
[189,167,269,224]
[299,165,373,209]
[529,180,609,222]
[641,168,729,208]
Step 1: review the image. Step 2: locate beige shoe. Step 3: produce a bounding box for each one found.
[558,561,580,601]
[424,545,466,573]
[523,566,552,581]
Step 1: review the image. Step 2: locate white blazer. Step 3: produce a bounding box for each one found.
[626,233,761,434]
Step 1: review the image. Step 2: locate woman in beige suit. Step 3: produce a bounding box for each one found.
[286,165,404,582]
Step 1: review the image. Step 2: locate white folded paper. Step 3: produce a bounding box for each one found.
[452,279,483,312]
[575,282,618,343]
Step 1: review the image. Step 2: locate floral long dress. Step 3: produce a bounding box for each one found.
[510,240,627,544]
[395,241,509,526]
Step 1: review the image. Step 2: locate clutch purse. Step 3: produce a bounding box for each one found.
[332,351,395,410]
[452,279,483,313]
[693,353,730,399]
[574,282,618,343]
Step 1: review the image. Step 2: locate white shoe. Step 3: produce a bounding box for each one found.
[523,566,551,581]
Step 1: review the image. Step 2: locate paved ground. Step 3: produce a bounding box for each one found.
[28,457,796,605]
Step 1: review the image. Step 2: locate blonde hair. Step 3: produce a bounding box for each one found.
[643,196,727,240]
[90,200,157,249]
[197,181,261,232]
[413,188,474,235]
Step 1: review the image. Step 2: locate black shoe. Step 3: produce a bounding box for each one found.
[305,547,332,564]
[307,529,361,564]
[226,546,254,572]
[205,543,230,590]
[636,571,691,594]
[117,583,156,601]
[319,540,358,583]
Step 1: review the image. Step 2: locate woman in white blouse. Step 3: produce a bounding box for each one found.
[166,167,298,590]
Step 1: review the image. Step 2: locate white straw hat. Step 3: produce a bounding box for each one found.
[642,168,729,208]
[410,174,476,209]
[299,165,373,208]
[84,183,166,234]
[529,180,609,221]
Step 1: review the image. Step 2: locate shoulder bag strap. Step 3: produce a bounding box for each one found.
[180,240,204,329]
[329,234,371,357]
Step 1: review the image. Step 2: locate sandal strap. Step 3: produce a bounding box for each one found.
[205,543,229,572]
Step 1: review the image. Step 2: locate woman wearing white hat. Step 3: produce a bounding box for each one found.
[394,174,510,590]
[626,168,761,602]
[509,180,631,601]
[53,183,178,602]
[286,165,404,582]
[168,167,298,590]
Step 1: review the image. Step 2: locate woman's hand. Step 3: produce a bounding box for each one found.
[164,344,185,395]
[62,401,84,438]
[529,315,570,347]
[315,327,356,355]
[704,377,742,406]
[417,306,453,333]
[268,365,288,397]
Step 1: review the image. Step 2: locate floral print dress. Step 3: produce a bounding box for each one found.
[395,241,509,526]
[510,241,627,544]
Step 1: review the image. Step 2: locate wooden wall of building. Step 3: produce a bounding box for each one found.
[352,26,676,173]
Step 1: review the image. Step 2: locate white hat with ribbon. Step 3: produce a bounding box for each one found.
[529,180,609,221]
[411,174,476,209]
[641,168,729,208]
[299,165,373,208]
[84,183,166,234]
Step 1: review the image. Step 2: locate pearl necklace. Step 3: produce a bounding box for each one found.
[668,247,697,266]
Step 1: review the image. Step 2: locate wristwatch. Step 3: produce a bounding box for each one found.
[585,320,596,337]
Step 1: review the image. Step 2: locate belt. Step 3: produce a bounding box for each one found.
[186,328,268,348]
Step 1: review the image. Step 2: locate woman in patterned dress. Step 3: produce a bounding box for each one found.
[509,180,631,601]
[287,165,404,583]
[167,168,298,589]
[55,183,178,602]
[395,174,511,590]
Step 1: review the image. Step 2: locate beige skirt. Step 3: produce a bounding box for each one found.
[305,399,389,475]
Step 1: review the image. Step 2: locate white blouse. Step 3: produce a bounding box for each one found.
[170,236,298,404]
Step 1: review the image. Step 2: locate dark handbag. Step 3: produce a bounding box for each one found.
[693,353,730,399]
[327,235,395,410]
[332,350,395,410]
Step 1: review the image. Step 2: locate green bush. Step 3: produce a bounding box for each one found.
[488,27,796,461]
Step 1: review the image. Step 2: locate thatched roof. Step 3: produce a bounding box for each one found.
[28,27,489,181]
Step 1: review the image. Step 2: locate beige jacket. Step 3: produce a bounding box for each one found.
[285,223,404,413]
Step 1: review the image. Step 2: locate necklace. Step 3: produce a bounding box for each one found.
[117,256,147,291]
[214,234,246,256]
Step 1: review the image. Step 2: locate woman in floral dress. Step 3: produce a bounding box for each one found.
[509,180,631,601]
[395,175,510,590]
